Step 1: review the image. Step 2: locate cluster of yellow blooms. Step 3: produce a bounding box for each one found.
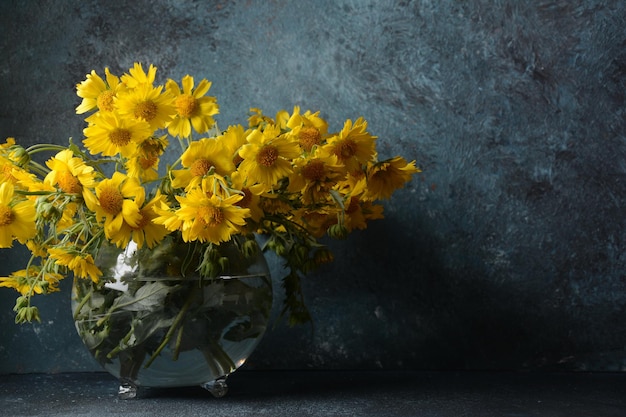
[0,63,418,324]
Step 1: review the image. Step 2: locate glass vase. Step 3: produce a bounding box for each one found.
[71,235,272,399]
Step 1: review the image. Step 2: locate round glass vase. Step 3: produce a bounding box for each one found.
[71,235,272,399]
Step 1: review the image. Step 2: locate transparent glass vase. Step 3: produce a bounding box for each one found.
[71,236,272,399]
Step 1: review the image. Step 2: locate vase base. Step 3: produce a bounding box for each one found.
[118,379,138,400]
[201,376,229,398]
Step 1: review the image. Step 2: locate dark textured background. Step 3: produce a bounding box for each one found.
[1,0,625,374]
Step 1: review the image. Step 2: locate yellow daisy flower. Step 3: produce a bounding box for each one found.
[285,106,329,152]
[365,157,420,200]
[84,172,144,240]
[219,124,250,166]
[0,182,36,248]
[292,206,339,239]
[83,111,152,158]
[238,124,301,188]
[0,267,62,296]
[44,149,97,196]
[76,68,123,114]
[248,107,275,128]
[230,171,265,222]
[152,198,184,233]
[175,188,250,244]
[115,83,176,131]
[166,75,220,138]
[324,117,377,172]
[171,137,235,191]
[287,148,345,205]
[109,192,170,249]
[47,247,102,283]
[26,239,48,258]
[125,135,168,182]
[0,155,28,188]
[343,196,384,232]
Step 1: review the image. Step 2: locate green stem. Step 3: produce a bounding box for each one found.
[173,325,185,361]
[144,290,196,368]
[107,324,135,359]
[72,288,93,320]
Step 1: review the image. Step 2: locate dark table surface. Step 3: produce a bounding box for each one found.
[1,370,625,416]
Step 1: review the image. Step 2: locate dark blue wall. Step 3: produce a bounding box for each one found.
[1,0,625,373]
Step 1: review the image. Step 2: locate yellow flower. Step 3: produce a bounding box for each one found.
[44,149,97,197]
[258,192,293,216]
[343,196,384,232]
[287,147,345,204]
[125,135,168,182]
[230,171,265,222]
[324,117,377,173]
[175,187,250,244]
[292,206,339,239]
[84,172,144,240]
[365,157,420,200]
[248,107,275,128]
[171,137,235,191]
[0,182,36,247]
[1,155,29,188]
[26,239,48,258]
[0,267,61,295]
[166,75,220,138]
[220,124,250,166]
[47,247,101,283]
[109,192,170,249]
[76,68,123,114]
[120,62,157,89]
[115,83,176,131]
[83,111,152,158]
[152,198,184,233]
[238,124,301,188]
[0,63,421,327]
[285,106,329,152]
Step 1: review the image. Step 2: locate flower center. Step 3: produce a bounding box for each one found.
[58,171,82,194]
[336,139,357,160]
[175,94,196,118]
[97,90,115,112]
[299,127,321,152]
[109,128,132,147]
[134,100,158,121]
[198,205,224,226]
[0,205,14,226]
[256,145,278,167]
[190,158,213,177]
[99,185,123,215]
[302,160,325,182]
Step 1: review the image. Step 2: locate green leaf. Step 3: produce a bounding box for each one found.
[130,313,175,347]
[114,281,177,312]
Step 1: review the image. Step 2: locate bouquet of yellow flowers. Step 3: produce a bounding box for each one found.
[0,62,419,328]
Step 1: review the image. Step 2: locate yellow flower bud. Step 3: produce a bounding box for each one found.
[9,145,30,167]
